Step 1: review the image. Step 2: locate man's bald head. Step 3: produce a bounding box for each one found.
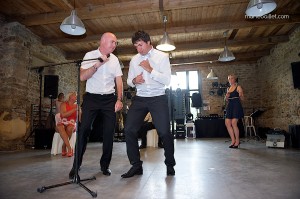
[99,32,118,54]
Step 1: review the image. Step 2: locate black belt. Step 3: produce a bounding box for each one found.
[86,92,114,96]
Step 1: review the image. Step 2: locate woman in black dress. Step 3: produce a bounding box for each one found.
[225,74,244,148]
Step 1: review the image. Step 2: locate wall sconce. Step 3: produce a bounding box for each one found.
[156,16,176,52]
[246,0,277,17]
[60,0,86,36]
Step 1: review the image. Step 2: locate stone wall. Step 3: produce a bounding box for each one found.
[0,21,78,150]
[256,27,300,131]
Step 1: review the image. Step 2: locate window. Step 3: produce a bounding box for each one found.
[168,70,201,120]
[169,71,199,90]
[188,71,198,90]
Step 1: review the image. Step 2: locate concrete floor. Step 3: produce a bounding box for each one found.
[0,138,300,199]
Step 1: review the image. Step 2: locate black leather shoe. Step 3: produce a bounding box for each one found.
[121,166,143,178]
[69,168,75,179]
[139,145,146,149]
[167,166,175,176]
[229,144,234,148]
[101,167,112,176]
[158,142,164,148]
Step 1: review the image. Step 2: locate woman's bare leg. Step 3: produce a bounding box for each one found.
[225,119,235,145]
[66,125,75,152]
[231,119,240,145]
[57,124,71,152]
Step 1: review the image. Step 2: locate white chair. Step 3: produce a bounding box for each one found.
[51,113,76,155]
[147,129,158,147]
[243,116,256,137]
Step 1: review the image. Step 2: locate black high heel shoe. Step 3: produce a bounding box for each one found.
[232,143,240,149]
[229,144,235,148]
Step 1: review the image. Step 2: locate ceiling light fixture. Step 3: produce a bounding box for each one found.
[156,15,176,52]
[245,0,277,17]
[218,31,235,62]
[60,0,86,36]
[207,68,218,79]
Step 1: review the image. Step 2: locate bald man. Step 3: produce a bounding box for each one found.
[69,32,123,179]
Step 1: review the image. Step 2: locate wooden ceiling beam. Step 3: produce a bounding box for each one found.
[169,50,269,65]
[171,60,257,70]
[42,16,300,45]
[11,0,247,26]
[121,60,257,70]
[173,35,288,52]
[64,35,284,59]
[120,50,268,65]
[11,1,160,26]
[163,0,247,9]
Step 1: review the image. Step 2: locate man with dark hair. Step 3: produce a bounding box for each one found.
[121,30,176,178]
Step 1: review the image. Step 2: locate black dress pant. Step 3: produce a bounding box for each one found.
[72,93,116,170]
[124,95,176,167]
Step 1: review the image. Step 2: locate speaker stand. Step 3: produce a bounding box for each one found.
[25,69,44,145]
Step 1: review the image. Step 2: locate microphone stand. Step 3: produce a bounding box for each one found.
[36,58,102,198]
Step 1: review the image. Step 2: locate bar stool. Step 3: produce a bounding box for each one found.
[243,116,256,137]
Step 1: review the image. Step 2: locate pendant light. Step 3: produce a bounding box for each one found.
[207,69,218,79]
[245,0,277,17]
[60,0,86,36]
[156,16,176,52]
[218,31,235,62]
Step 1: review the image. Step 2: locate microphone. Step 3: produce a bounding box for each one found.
[98,54,110,62]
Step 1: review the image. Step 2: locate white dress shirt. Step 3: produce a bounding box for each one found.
[127,47,171,97]
[81,49,123,94]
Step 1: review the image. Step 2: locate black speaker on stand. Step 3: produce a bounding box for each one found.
[44,75,59,99]
[191,92,203,118]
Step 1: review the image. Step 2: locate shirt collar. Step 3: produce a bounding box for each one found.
[140,46,154,59]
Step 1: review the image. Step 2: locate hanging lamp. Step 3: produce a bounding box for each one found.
[218,31,235,62]
[156,16,176,52]
[60,0,86,36]
[245,0,277,17]
[207,69,218,79]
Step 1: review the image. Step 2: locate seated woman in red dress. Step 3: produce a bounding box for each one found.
[56,92,79,157]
